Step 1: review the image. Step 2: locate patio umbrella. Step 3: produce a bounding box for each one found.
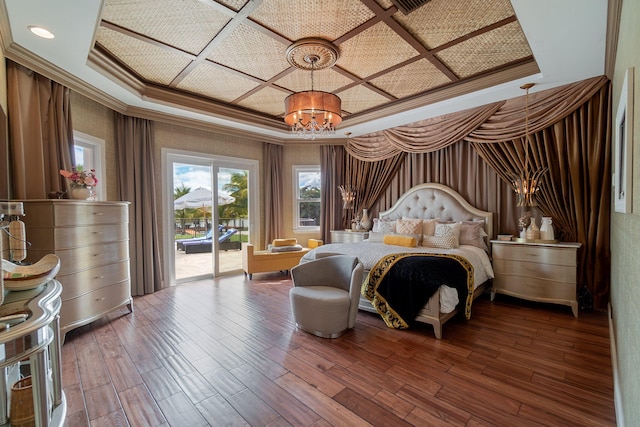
[173,187,235,210]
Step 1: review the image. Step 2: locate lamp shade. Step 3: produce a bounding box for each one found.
[284,91,342,126]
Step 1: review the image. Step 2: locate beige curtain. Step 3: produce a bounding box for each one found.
[345,151,405,226]
[6,60,74,198]
[320,145,347,243]
[264,143,283,248]
[115,113,164,295]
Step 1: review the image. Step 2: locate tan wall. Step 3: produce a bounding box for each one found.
[70,93,118,200]
[610,0,640,424]
[283,143,322,246]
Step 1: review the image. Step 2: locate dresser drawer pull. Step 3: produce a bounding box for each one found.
[92,212,104,216]
[93,253,102,257]
[94,275,105,279]
[96,297,106,302]
[93,231,104,235]
[524,252,539,257]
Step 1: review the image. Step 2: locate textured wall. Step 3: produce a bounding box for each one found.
[69,93,118,200]
[610,0,640,424]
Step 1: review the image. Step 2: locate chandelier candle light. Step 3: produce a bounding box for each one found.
[284,39,342,139]
[510,83,547,207]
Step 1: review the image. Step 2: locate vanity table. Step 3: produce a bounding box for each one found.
[0,280,65,426]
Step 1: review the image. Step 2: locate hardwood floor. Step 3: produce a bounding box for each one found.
[61,273,616,426]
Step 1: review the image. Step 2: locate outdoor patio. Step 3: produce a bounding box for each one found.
[174,247,244,281]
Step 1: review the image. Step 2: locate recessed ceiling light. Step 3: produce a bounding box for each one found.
[28,26,54,39]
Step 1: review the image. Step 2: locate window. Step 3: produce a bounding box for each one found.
[294,166,321,230]
[73,131,106,200]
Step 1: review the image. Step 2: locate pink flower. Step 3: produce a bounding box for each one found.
[60,168,98,187]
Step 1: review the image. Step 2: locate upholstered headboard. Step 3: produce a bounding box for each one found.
[378,183,494,240]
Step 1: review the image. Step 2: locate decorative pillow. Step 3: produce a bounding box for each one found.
[459,221,488,251]
[272,238,297,247]
[434,222,462,247]
[396,218,423,235]
[421,218,439,236]
[422,235,456,249]
[372,218,396,233]
[368,231,421,243]
[383,234,417,247]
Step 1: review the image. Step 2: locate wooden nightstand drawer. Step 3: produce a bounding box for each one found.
[492,259,576,282]
[492,244,576,266]
[493,275,576,302]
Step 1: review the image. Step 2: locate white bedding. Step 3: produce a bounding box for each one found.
[301,240,494,288]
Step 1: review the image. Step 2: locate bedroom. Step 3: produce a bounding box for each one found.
[0,0,637,425]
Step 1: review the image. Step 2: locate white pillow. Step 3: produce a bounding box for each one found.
[401,216,440,236]
[422,235,456,249]
[372,218,396,234]
[434,222,462,247]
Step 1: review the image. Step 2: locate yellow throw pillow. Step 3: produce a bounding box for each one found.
[383,234,417,247]
[272,238,298,247]
[307,239,323,248]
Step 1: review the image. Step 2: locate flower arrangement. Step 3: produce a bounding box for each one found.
[60,167,98,187]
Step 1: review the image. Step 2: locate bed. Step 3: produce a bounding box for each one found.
[300,183,494,338]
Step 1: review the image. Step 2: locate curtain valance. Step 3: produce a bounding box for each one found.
[347,75,609,160]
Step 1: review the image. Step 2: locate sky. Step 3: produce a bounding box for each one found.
[173,164,231,193]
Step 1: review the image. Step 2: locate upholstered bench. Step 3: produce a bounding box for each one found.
[242,239,322,279]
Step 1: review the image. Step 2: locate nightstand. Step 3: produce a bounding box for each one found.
[490,240,581,317]
[330,230,369,243]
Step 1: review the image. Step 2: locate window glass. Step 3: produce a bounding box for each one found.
[294,166,320,229]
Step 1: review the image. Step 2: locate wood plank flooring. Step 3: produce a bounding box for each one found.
[61,273,616,426]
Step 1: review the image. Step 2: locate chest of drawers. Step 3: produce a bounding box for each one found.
[490,240,581,317]
[20,200,132,340]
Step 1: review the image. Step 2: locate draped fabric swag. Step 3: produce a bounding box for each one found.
[264,143,283,247]
[332,76,610,308]
[6,60,74,198]
[115,114,165,295]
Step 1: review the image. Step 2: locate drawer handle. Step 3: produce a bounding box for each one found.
[96,297,106,302]
[94,275,105,279]
[93,231,103,235]
[92,212,104,216]
[93,253,101,257]
[525,253,539,257]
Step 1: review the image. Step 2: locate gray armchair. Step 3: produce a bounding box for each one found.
[289,255,364,338]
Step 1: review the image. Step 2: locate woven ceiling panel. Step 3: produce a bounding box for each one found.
[102,0,229,55]
[437,22,532,78]
[96,27,191,85]
[275,68,354,94]
[340,85,392,115]
[208,24,290,81]
[177,62,260,103]
[339,21,418,79]
[217,0,249,12]
[394,0,515,49]
[370,58,451,98]
[93,0,539,127]
[249,0,374,41]
[237,86,290,117]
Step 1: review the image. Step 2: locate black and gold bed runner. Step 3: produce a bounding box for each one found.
[361,253,474,329]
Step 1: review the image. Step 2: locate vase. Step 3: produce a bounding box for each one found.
[540,217,555,240]
[70,186,92,200]
[526,218,540,240]
[360,209,372,231]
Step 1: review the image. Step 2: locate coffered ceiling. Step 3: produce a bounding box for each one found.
[1,0,607,142]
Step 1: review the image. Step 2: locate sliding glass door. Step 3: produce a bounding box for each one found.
[163,149,258,284]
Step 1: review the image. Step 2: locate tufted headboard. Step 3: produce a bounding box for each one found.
[378,183,494,240]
